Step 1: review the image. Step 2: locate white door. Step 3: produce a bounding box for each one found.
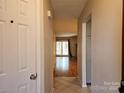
[0,0,37,92]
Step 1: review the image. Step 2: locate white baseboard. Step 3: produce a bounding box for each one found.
[82,83,87,88]
[52,88,54,93]
[77,77,87,88]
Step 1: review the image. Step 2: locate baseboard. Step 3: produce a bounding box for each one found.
[82,83,87,88]
[52,88,54,93]
[82,80,87,88]
[77,77,87,88]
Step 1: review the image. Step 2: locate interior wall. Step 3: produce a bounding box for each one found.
[70,36,77,57]
[56,36,77,57]
[77,18,83,83]
[41,0,55,93]
[78,0,122,93]
[54,18,78,37]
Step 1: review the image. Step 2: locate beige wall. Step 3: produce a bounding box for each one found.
[40,0,55,93]
[54,18,78,37]
[78,0,122,92]
[70,36,77,57]
[77,17,83,82]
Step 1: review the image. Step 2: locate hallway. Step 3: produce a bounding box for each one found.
[54,77,90,93]
[54,57,90,93]
[0,0,122,92]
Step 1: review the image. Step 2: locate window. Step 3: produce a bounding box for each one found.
[56,41,69,56]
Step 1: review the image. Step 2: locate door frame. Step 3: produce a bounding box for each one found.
[122,0,124,81]
[119,0,124,92]
[82,22,87,87]
[82,15,92,88]
[36,0,44,93]
[86,18,91,86]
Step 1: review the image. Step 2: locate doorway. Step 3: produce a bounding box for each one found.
[55,37,78,77]
[82,17,92,87]
[54,37,79,92]
[56,41,69,56]
[86,18,92,86]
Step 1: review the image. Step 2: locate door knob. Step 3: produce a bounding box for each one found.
[30,73,37,80]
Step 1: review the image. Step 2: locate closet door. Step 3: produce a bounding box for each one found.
[0,0,15,92]
[0,0,37,92]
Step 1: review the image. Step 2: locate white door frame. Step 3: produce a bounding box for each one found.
[36,0,44,93]
[82,22,87,87]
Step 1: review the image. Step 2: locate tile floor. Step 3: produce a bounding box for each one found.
[54,77,91,93]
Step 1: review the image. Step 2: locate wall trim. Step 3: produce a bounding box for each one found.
[52,88,54,93]
[36,0,44,93]
[82,22,87,88]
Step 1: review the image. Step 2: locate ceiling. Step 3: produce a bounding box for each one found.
[54,17,78,37]
[51,0,88,18]
[51,0,88,37]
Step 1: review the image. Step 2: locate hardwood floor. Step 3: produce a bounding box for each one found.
[55,57,77,77]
